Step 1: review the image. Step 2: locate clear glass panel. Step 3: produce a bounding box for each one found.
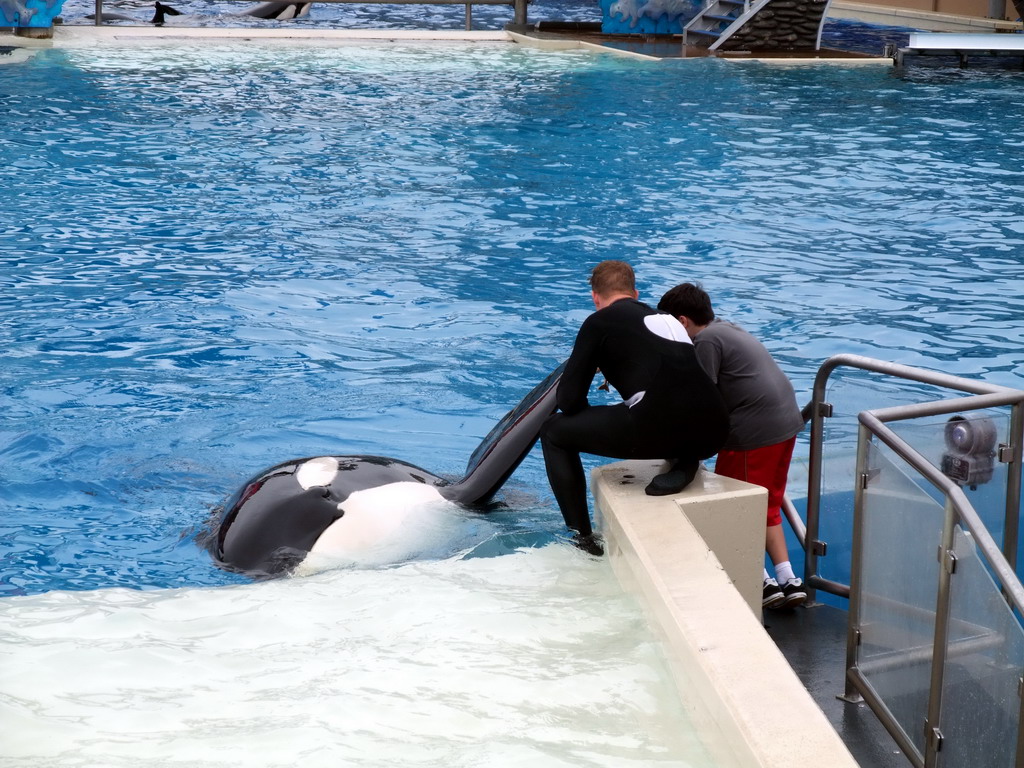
[938,525,1024,767]
[855,441,945,758]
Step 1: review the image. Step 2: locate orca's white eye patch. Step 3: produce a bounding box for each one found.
[644,314,692,344]
[296,457,340,489]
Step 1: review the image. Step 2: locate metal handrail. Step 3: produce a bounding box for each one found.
[92,0,528,31]
[844,405,1024,767]
[775,355,1024,767]
[799,354,1024,602]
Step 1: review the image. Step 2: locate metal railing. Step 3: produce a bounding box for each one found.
[798,354,1024,602]
[849,394,1024,767]
[92,0,528,31]
[789,354,1024,767]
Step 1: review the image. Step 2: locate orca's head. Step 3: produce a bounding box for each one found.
[215,455,446,577]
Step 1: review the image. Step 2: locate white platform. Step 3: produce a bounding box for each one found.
[897,30,1024,63]
[908,31,1024,50]
[593,460,858,768]
[830,0,1022,33]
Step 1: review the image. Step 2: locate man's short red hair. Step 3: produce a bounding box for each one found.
[589,260,635,297]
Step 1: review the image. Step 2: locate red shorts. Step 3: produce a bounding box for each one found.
[714,436,796,527]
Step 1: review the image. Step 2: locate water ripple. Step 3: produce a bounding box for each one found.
[2,43,1023,596]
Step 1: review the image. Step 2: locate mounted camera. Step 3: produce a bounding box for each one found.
[940,414,997,490]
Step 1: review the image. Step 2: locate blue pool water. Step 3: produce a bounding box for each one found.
[2,42,1024,601]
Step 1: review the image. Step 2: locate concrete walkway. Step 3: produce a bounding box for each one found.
[830,0,1022,32]
[766,603,910,768]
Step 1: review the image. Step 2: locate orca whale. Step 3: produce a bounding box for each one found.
[241,0,311,19]
[150,0,311,23]
[87,1,310,23]
[210,364,564,577]
[85,10,139,20]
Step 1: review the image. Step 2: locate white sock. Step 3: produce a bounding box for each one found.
[774,561,796,584]
[763,568,774,584]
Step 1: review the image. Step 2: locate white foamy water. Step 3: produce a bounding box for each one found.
[0,546,711,768]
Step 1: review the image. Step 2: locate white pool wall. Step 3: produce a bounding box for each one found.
[593,460,859,768]
[0,25,510,46]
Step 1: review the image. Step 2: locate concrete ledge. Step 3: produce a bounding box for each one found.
[724,54,894,63]
[40,25,511,46]
[507,30,667,59]
[593,460,858,768]
[829,0,1023,31]
[506,29,581,50]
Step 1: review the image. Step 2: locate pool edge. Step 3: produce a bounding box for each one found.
[1,25,512,47]
[3,26,894,65]
[593,459,860,768]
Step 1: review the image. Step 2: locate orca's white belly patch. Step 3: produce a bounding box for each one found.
[307,481,447,560]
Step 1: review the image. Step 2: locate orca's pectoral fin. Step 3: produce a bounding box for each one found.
[444,362,566,505]
[151,1,183,23]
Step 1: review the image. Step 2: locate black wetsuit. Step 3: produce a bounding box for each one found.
[541,298,729,536]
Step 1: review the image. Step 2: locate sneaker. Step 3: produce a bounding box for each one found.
[763,578,785,609]
[780,578,807,609]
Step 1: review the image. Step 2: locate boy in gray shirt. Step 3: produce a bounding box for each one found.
[659,283,806,610]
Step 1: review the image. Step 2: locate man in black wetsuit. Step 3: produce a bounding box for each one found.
[540,261,729,555]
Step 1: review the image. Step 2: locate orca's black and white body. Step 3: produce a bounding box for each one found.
[242,0,310,18]
[85,10,138,20]
[212,365,564,577]
[150,0,310,24]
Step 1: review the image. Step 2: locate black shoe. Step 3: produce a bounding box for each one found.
[571,532,604,556]
[763,578,785,610]
[779,578,807,609]
[645,459,698,497]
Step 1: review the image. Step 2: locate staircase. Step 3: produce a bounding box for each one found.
[682,0,765,50]
[682,0,832,52]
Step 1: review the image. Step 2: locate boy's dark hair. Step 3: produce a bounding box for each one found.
[658,283,715,326]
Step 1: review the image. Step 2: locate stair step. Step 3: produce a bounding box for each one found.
[704,13,736,22]
[688,27,722,36]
